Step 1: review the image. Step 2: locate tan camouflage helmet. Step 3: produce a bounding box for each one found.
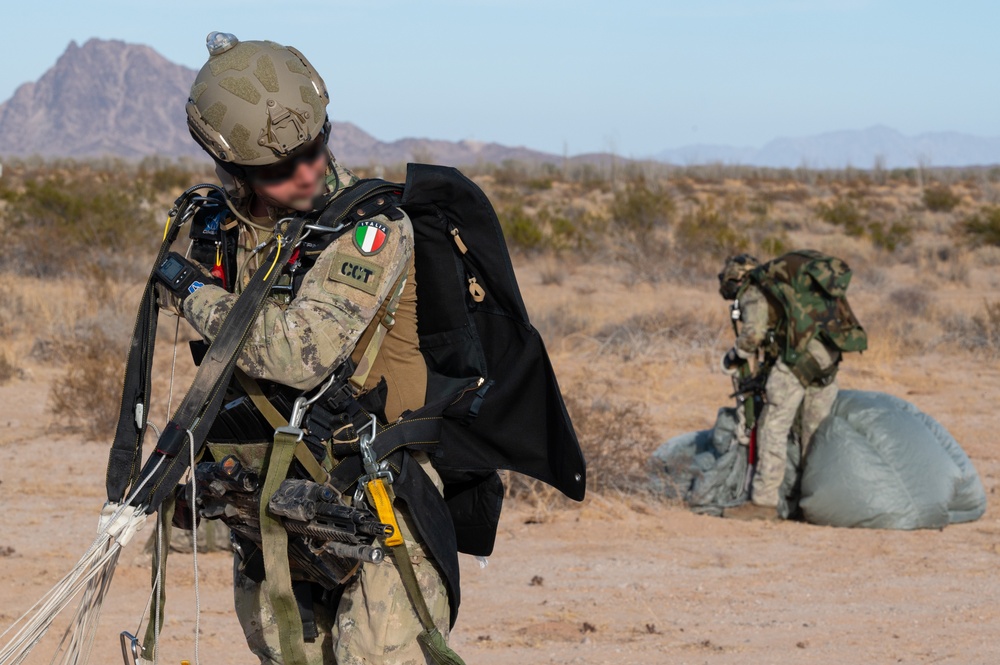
[718,253,760,299]
[186,32,330,167]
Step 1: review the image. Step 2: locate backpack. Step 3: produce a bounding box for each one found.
[744,250,867,383]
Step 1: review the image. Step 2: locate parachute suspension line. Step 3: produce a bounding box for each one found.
[153,512,163,665]
[0,457,163,665]
[187,428,202,665]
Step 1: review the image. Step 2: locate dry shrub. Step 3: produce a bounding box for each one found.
[940,300,1000,358]
[594,309,721,361]
[0,352,17,385]
[539,260,564,286]
[0,290,27,337]
[48,327,127,440]
[505,383,660,501]
[1,170,159,279]
[961,206,1000,246]
[922,185,961,212]
[815,195,912,252]
[610,177,675,232]
[532,303,590,341]
[888,287,931,317]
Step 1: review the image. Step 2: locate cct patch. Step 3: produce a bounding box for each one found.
[329,252,383,296]
[354,220,389,256]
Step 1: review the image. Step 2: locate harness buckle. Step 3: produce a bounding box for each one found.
[354,415,394,504]
[275,425,304,442]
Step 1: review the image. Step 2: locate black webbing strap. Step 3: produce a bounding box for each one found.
[327,418,443,494]
[106,198,195,503]
[130,214,309,512]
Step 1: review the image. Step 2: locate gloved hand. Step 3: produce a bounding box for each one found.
[721,347,741,376]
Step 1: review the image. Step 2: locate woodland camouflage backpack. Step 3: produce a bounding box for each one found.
[743,249,867,383]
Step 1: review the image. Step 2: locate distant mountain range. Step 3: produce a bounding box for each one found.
[0,39,562,166]
[655,126,1000,169]
[1,39,997,169]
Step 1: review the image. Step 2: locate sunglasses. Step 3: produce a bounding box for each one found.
[243,133,328,185]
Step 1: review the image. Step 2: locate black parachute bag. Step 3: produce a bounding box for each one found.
[401,164,586,556]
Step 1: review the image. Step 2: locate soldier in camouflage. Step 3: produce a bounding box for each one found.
[717,254,842,521]
[173,32,449,664]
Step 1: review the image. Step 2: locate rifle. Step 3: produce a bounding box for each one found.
[192,457,391,584]
[728,301,766,492]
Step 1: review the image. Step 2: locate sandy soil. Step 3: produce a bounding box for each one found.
[2,256,999,665]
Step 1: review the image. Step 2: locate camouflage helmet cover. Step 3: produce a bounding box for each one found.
[718,253,760,299]
[186,32,330,167]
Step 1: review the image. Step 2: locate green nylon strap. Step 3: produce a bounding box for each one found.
[234,370,329,483]
[260,429,309,664]
[390,540,466,665]
[384,482,465,665]
[141,495,176,660]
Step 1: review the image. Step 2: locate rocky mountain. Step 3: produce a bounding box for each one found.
[656,125,1000,169]
[0,38,560,167]
[0,39,202,159]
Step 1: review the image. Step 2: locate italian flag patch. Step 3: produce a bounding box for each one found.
[353,221,389,256]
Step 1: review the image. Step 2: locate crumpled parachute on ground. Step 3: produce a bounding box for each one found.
[650,390,987,529]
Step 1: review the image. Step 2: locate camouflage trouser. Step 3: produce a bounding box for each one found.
[751,359,838,507]
[234,503,450,665]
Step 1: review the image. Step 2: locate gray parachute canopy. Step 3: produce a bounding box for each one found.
[651,390,986,529]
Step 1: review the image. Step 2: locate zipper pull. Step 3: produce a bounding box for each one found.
[468,276,485,303]
[450,226,468,255]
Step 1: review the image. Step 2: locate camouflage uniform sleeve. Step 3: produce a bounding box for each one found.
[183,211,414,391]
[735,284,769,358]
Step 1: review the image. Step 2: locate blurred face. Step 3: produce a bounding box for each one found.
[246,135,329,212]
[251,154,327,211]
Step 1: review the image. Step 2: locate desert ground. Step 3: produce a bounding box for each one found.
[1,161,999,664]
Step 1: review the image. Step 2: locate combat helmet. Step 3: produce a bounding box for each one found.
[186,32,330,178]
[718,253,760,300]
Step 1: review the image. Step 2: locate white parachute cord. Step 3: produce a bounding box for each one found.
[187,429,201,665]
[152,510,163,665]
[0,457,163,665]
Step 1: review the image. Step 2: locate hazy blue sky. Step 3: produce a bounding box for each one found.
[1,0,997,156]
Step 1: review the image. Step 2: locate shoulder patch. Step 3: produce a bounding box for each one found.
[328,251,383,296]
[353,220,390,256]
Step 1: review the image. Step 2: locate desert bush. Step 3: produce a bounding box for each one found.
[816,196,868,237]
[498,204,545,251]
[48,327,126,440]
[868,218,914,252]
[610,177,675,232]
[1,172,158,278]
[816,196,912,252]
[888,287,931,317]
[961,206,1000,246]
[594,309,720,361]
[675,198,750,258]
[0,291,26,337]
[941,300,1000,358]
[532,304,589,340]
[0,352,17,385]
[505,384,660,498]
[922,185,962,212]
[672,198,788,275]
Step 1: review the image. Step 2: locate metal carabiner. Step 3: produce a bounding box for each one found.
[119,631,143,665]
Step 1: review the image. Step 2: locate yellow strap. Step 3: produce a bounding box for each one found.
[365,478,403,547]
